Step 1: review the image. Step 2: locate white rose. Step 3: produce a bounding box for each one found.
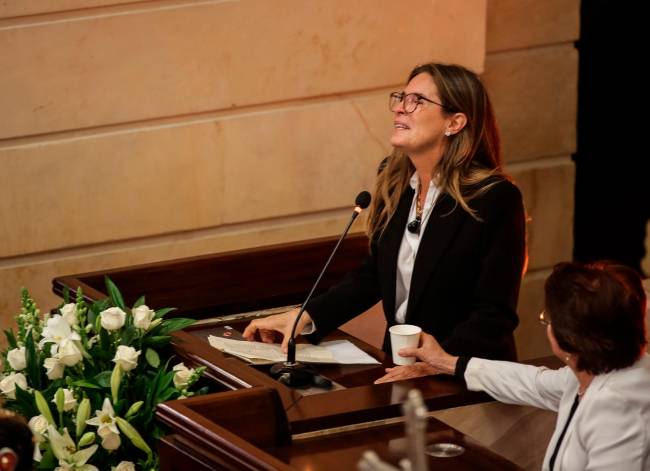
[7,346,27,371]
[112,345,141,372]
[113,461,136,471]
[44,355,65,380]
[100,307,126,331]
[52,388,77,411]
[172,362,194,390]
[58,339,82,367]
[60,303,79,327]
[0,372,28,399]
[132,305,155,330]
[28,415,49,437]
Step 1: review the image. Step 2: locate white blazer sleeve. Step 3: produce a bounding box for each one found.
[464,358,573,412]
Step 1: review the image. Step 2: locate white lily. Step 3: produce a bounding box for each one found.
[40,315,81,348]
[85,398,120,448]
[47,426,98,471]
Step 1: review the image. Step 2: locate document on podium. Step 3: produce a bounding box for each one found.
[208,335,380,365]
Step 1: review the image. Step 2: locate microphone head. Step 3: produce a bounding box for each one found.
[355,191,372,210]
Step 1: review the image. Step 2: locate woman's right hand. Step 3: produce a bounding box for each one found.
[242,308,312,353]
[399,333,458,375]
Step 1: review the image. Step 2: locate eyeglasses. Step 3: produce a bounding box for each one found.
[539,310,550,326]
[389,92,447,114]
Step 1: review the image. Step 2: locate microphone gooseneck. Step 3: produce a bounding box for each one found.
[269,190,371,388]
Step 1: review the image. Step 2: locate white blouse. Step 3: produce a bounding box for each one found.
[394,173,440,324]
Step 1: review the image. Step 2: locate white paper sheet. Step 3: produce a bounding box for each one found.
[208,336,379,365]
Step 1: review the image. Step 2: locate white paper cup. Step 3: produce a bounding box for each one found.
[389,324,422,365]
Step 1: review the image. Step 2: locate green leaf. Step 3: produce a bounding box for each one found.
[120,325,138,346]
[99,326,110,352]
[142,335,171,348]
[94,371,112,388]
[157,318,196,336]
[3,328,17,349]
[24,331,41,390]
[133,295,146,309]
[90,298,110,316]
[105,276,126,310]
[63,285,70,304]
[14,384,38,418]
[145,348,160,368]
[155,387,178,404]
[37,448,57,469]
[72,380,102,390]
[154,307,177,319]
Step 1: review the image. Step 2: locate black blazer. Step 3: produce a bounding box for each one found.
[305,177,526,361]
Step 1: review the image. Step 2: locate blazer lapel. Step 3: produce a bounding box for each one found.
[378,187,414,319]
[406,192,465,320]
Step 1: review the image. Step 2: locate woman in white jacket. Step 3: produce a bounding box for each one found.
[376,261,650,470]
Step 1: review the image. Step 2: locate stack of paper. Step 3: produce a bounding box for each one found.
[208,336,379,365]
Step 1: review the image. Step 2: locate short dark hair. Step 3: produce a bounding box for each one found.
[0,409,34,471]
[545,261,647,374]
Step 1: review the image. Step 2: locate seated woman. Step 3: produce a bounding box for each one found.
[377,261,650,470]
[244,62,526,362]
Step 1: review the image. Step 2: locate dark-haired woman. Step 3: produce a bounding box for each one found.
[244,63,526,363]
[378,262,650,470]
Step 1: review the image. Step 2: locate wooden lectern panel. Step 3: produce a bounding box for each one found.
[53,234,370,318]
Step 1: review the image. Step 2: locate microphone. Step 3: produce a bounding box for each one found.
[269,191,372,388]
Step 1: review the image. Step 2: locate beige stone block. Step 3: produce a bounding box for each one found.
[515,269,553,360]
[0,93,390,257]
[486,0,580,52]
[221,93,392,223]
[509,158,575,271]
[0,0,485,139]
[0,0,134,18]
[483,44,578,162]
[0,212,360,349]
[0,123,224,257]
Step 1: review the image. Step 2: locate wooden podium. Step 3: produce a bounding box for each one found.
[53,235,523,470]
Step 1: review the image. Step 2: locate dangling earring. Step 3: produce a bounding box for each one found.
[444,130,451,137]
[564,355,571,363]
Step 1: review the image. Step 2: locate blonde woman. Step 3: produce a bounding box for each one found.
[244,63,526,367]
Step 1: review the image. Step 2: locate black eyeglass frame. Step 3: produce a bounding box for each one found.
[389,91,449,114]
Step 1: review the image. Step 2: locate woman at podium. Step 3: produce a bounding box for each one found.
[244,62,526,365]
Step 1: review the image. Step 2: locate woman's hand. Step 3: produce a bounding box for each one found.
[374,362,436,384]
[399,333,458,375]
[242,308,312,353]
[374,333,458,383]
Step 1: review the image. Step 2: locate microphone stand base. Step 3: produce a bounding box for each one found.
[269,361,332,389]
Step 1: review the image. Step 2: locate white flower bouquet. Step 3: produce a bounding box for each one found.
[1,278,206,470]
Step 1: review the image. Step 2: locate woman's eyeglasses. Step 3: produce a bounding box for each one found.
[389,92,448,114]
[539,310,550,326]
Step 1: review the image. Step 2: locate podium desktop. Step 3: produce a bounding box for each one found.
[53,234,545,470]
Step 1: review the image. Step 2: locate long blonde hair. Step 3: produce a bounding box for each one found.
[367,63,506,242]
